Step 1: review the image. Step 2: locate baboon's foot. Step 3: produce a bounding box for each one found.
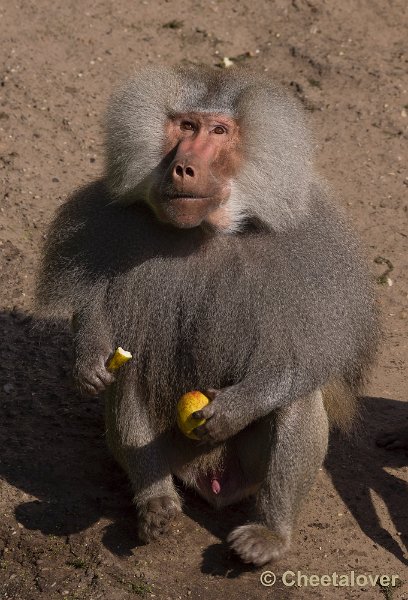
[227,523,290,567]
[137,496,181,543]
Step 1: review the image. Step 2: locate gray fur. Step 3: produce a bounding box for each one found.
[106,66,314,232]
[35,66,379,566]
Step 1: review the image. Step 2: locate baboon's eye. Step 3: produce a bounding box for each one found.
[213,125,227,135]
[180,121,195,131]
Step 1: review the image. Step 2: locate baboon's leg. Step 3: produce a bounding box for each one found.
[228,390,328,566]
[105,382,181,543]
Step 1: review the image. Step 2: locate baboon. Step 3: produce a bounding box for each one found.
[36,66,379,567]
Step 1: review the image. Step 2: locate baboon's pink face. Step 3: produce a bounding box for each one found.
[151,112,242,229]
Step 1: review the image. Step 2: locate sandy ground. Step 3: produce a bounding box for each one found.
[0,1,407,599]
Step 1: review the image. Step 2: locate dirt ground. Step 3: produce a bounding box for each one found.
[0,1,407,599]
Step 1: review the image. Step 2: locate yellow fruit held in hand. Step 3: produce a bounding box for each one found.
[177,391,209,440]
[107,347,133,372]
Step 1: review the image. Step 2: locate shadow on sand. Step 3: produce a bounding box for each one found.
[0,310,406,575]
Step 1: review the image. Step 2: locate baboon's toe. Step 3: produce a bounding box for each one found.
[227,524,290,567]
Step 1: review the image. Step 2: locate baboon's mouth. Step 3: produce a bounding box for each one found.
[155,193,221,228]
[167,194,210,202]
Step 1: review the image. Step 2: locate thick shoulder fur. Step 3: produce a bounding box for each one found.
[35,180,112,320]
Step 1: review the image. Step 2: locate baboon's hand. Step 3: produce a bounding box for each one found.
[73,352,115,396]
[193,388,239,445]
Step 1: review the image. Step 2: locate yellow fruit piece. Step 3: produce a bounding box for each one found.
[107,347,133,371]
[177,391,209,440]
